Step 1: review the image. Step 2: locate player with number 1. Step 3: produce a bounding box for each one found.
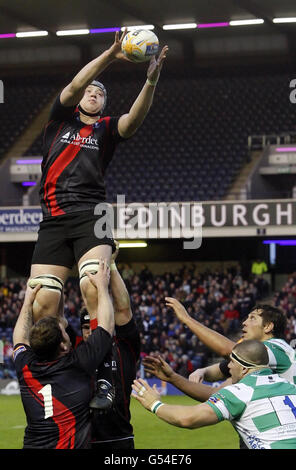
[13,261,113,449]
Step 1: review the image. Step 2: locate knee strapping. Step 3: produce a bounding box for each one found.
[79,259,100,286]
[28,274,64,295]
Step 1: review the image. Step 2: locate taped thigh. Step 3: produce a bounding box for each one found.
[79,259,100,287]
[28,274,64,295]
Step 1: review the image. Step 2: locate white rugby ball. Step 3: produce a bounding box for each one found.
[121,29,159,63]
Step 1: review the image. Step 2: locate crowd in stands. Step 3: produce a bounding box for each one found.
[1,265,295,380]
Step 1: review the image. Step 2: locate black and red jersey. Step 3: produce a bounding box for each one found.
[13,327,111,449]
[40,95,125,218]
[91,318,141,445]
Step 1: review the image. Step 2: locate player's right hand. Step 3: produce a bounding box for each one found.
[108,28,132,62]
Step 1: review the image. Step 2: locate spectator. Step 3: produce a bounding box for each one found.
[251,258,268,276]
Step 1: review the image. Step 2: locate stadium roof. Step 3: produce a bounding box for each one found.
[1,0,296,63]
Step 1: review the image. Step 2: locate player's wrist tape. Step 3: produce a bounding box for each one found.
[110,262,117,271]
[150,400,164,414]
[146,77,158,87]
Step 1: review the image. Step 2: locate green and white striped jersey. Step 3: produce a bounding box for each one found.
[264,339,296,385]
[207,368,296,449]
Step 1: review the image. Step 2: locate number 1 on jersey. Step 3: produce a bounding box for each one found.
[38,384,54,419]
[283,396,296,419]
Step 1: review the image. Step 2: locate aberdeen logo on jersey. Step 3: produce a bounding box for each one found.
[61,131,99,150]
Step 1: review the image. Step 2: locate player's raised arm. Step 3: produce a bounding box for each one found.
[60,29,129,106]
[165,297,235,357]
[13,284,41,346]
[118,45,169,138]
[132,378,218,429]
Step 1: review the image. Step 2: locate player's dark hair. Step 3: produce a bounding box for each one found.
[29,316,63,361]
[251,304,287,339]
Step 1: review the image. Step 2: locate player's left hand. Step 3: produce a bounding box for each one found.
[132,378,160,410]
[147,45,169,84]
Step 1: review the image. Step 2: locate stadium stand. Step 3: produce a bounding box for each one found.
[0,74,66,162]
[21,67,296,203]
[3,264,295,380]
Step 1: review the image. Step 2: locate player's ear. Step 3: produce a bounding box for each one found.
[263,321,274,336]
[241,366,249,378]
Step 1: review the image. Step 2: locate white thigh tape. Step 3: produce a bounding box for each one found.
[79,259,100,285]
[28,275,64,294]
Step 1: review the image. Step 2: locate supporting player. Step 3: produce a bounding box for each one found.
[90,242,141,448]
[13,261,114,449]
[28,30,168,408]
[134,340,296,449]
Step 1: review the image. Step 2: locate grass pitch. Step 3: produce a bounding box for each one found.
[0,395,238,449]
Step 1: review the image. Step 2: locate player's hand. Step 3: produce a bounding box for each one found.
[108,29,132,61]
[132,378,160,410]
[111,240,120,263]
[143,355,174,382]
[24,283,41,306]
[165,297,190,323]
[147,45,169,84]
[188,368,205,384]
[86,259,110,290]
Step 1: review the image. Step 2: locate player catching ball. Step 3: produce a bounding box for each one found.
[28,29,168,409]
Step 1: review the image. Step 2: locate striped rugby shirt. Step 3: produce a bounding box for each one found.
[219,338,296,385]
[264,338,296,384]
[207,368,296,449]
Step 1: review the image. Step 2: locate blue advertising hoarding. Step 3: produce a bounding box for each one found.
[0,208,42,233]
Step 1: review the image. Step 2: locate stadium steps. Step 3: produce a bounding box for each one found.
[225,150,262,200]
[0,93,56,162]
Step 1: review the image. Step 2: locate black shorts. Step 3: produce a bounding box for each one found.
[31,210,115,269]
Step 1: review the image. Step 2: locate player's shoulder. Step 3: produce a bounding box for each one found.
[13,343,35,372]
[264,338,295,359]
[13,343,31,359]
[224,379,255,399]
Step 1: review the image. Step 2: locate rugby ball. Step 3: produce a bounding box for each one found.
[121,29,159,63]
